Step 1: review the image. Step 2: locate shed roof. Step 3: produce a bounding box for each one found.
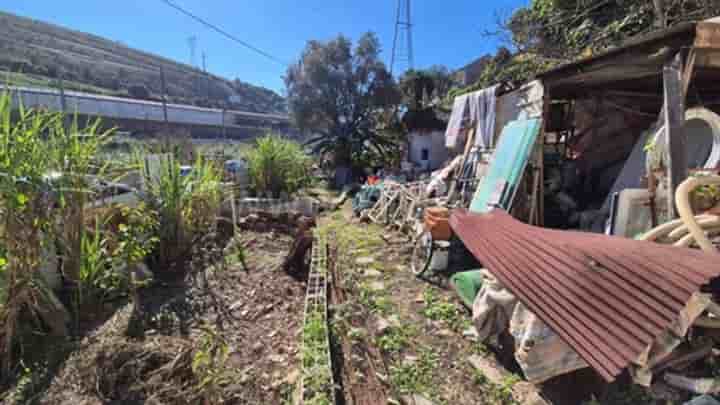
[538,22,704,97]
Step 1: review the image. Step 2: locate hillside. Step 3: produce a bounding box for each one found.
[0,11,286,114]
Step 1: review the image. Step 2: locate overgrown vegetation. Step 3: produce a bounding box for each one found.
[389,347,439,397]
[302,308,333,405]
[140,155,222,276]
[244,134,312,197]
[0,89,112,376]
[452,0,720,99]
[422,287,468,332]
[285,32,402,177]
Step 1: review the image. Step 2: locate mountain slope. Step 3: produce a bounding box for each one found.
[0,11,286,114]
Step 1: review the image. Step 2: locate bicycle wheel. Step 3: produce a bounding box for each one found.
[411,231,434,277]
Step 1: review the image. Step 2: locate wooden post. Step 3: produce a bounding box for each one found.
[663,52,687,219]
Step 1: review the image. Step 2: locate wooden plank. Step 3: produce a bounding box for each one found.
[694,48,720,69]
[663,52,687,219]
[695,22,720,49]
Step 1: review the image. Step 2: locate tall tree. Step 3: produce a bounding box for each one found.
[285,33,400,171]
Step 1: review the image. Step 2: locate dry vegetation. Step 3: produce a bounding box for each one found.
[0,11,286,114]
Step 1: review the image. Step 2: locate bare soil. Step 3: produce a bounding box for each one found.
[34,215,304,405]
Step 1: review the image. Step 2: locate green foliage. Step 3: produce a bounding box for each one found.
[389,348,438,396]
[377,325,416,355]
[0,88,110,374]
[285,32,401,169]
[141,155,221,274]
[451,0,720,104]
[358,281,393,315]
[301,309,333,405]
[399,66,455,109]
[78,221,113,304]
[192,325,236,403]
[244,134,312,197]
[421,288,466,331]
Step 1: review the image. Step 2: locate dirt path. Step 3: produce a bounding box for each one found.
[320,206,542,405]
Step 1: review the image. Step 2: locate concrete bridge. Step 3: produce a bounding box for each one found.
[5,85,291,138]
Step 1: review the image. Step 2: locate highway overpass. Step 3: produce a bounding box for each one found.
[5,85,291,138]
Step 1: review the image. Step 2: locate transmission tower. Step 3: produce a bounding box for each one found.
[187,36,197,67]
[391,0,414,75]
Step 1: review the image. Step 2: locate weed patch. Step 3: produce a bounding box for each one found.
[390,348,439,396]
[421,288,466,331]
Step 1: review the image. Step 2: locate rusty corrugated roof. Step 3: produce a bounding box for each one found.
[450,209,720,381]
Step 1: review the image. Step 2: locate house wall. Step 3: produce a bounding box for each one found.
[408,130,448,171]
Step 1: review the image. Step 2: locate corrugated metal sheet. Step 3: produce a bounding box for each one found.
[450,209,720,382]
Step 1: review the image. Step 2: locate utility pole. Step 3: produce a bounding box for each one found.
[202,52,209,100]
[187,36,197,67]
[160,65,169,133]
[391,0,414,75]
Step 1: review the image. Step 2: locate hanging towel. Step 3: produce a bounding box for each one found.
[445,94,469,148]
[467,85,498,150]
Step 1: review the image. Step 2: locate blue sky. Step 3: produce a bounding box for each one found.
[3,0,528,94]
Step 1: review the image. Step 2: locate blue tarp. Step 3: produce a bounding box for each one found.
[469,118,542,213]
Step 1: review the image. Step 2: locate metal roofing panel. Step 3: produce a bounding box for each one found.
[450,209,720,381]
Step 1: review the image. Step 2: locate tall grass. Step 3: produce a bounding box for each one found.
[244,134,311,198]
[0,89,110,374]
[141,155,221,275]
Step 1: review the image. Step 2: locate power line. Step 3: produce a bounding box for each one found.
[160,0,288,67]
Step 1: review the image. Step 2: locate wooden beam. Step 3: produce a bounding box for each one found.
[695,22,720,49]
[664,52,687,219]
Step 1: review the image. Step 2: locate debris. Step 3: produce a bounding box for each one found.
[665,373,720,395]
[685,395,720,405]
[401,394,435,405]
[282,216,317,278]
[452,208,720,381]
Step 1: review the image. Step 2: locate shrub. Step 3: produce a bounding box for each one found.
[244,134,311,197]
[0,89,110,375]
[140,155,222,275]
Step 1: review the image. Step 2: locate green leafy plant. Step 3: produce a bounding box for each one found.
[422,288,465,331]
[377,326,412,354]
[389,348,438,396]
[192,325,235,403]
[301,309,333,405]
[0,89,109,375]
[140,155,221,275]
[243,134,311,197]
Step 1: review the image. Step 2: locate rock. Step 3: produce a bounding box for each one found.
[437,329,453,337]
[369,281,385,291]
[229,300,244,311]
[228,352,244,368]
[364,268,383,278]
[252,342,264,353]
[268,354,285,363]
[286,370,300,385]
[463,327,479,341]
[376,317,392,333]
[356,256,375,266]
